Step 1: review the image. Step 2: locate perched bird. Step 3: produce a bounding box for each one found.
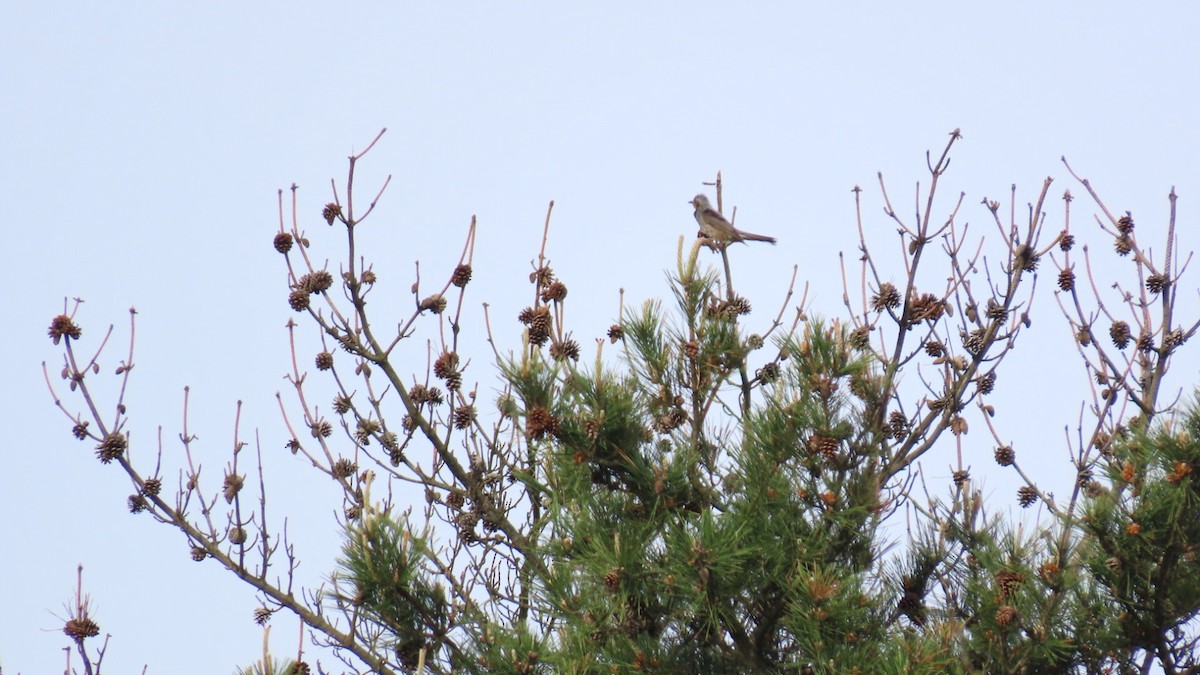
[690,194,776,245]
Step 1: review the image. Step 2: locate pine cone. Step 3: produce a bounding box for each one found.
[49,314,83,343]
[995,571,1025,599]
[433,351,459,379]
[887,411,909,440]
[924,340,945,357]
[994,445,1015,466]
[1058,231,1075,251]
[1110,321,1131,349]
[288,289,311,312]
[451,264,473,287]
[756,362,781,383]
[322,203,342,225]
[315,351,334,370]
[1146,273,1167,294]
[995,604,1018,627]
[604,568,623,590]
[273,232,294,254]
[541,280,568,303]
[332,458,356,478]
[1057,268,1075,291]
[807,435,839,459]
[95,432,127,464]
[63,615,100,640]
[976,371,996,395]
[1017,486,1037,508]
[453,405,476,429]
[871,283,901,311]
[550,339,580,362]
[1117,213,1135,234]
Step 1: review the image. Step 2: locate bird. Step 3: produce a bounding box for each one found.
[690,194,776,245]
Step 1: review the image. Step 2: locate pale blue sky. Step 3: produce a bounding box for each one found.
[4,3,1199,672]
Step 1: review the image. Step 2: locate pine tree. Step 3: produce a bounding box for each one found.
[44,130,1200,673]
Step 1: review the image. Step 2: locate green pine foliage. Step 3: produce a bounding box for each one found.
[496,248,895,672]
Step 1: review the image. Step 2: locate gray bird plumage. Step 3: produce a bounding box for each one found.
[691,194,776,245]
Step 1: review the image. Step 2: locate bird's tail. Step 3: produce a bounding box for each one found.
[738,231,777,245]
